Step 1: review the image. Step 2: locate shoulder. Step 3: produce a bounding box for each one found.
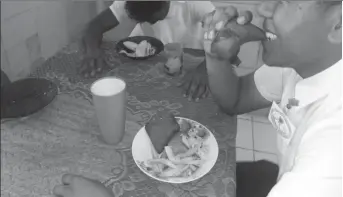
[295,109,341,176]
[254,65,298,102]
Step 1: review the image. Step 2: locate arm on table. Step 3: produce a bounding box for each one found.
[85,1,136,38]
[85,8,119,38]
[206,58,279,116]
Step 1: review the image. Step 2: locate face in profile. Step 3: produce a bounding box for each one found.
[257,1,342,68]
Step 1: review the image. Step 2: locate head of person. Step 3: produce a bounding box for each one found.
[257,1,342,72]
[125,1,170,24]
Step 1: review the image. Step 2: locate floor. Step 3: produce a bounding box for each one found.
[236,108,278,164]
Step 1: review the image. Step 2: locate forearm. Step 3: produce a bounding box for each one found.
[206,55,240,115]
[86,8,119,36]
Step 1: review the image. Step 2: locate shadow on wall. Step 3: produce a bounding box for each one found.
[0,1,97,81]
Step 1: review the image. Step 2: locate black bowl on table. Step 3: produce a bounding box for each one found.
[1,78,58,120]
[116,36,164,60]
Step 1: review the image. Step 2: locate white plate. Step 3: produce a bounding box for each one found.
[132,117,219,184]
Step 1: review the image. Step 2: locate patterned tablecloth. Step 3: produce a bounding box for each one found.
[1,42,237,197]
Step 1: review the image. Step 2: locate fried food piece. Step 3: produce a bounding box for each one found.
[146,114,180,154]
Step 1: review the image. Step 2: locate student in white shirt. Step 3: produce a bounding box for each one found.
[52,2,342,197]
[202,1,342,197]
[80,1,215,100]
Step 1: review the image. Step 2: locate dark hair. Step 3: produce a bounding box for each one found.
[124,1,170,24]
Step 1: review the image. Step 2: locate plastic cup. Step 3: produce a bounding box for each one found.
[91,77,127,145]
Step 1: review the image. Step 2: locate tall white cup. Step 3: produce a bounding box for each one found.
[91,77,126,145]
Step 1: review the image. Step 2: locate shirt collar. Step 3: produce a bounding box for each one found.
[295,59,342,107]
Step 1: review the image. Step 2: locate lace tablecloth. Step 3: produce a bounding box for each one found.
[1,42,237,197]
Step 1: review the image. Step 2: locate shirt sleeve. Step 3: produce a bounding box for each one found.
[186,1,215,23]
[254,65,286,102]
[109,1,128,23]
[267,113,342,197]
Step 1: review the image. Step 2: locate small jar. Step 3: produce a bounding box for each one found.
[164,43,183,76]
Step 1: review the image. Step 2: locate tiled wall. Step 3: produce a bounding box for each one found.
[1,1,97,81]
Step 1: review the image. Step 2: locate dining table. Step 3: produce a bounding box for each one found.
[1,41,237,197]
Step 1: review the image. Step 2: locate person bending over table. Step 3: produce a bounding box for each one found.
[79,1,215,101]
[52,1,342,197]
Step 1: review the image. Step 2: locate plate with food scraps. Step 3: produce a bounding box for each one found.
[116,36,164,60]
[132,117,219,184]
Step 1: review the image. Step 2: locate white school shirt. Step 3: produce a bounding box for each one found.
[254,60,342,197]
[109,1,215,49]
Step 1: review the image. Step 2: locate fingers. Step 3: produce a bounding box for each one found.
[186,82,198,101]
[236,11,253,25]
[53,185,72,197]
[181,80,208,101]
[80,56,106,78]
[224,6,239,20]
[193,84,206,101]
[203,86,210,98]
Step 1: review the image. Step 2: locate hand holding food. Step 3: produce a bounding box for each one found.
[202,7,267,60]
[120,40,156,57]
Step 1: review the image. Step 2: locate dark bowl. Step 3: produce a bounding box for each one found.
[1,78,58,120]
[116,36,164,60]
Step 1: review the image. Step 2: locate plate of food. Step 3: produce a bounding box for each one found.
[116,36,164,60]
[132,115,219,184]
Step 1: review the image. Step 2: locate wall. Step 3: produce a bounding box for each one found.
[1,1,97,81]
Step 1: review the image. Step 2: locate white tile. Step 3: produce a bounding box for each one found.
[236,148,254,162]
[253,122,277,154]
[254,151,278,164]
[1,8,38,50]
[6,41,31,80]
[236,119,253,149]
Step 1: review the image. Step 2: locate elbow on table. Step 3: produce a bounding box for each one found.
[217,104,239,117]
